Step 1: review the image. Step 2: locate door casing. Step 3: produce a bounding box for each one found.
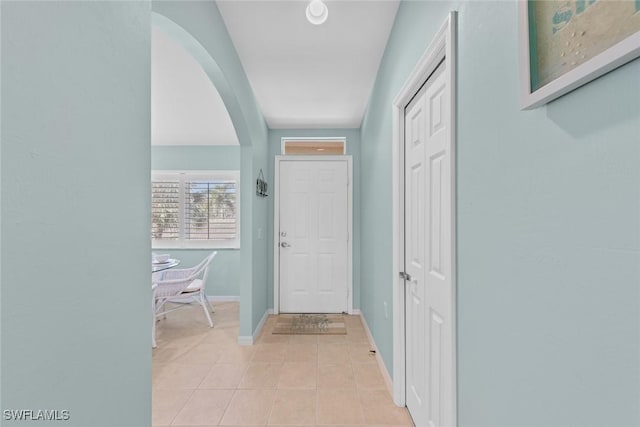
[391,11,458,423]
[273,155,353,315]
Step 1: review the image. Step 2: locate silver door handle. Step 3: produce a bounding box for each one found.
[280,242,291,248]
[399,271,417,282]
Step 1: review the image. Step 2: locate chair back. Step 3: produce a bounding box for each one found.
[200,251,217,288]
[153,251,217,299]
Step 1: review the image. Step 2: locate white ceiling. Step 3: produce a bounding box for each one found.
[217,0,400,129]
[152,27,239,146]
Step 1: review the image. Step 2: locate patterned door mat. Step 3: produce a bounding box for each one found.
[272,314,347,335]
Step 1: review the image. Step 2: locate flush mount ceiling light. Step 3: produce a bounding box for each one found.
[306,0,328,25]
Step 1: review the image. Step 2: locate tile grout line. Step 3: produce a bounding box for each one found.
[215,388,238,427]
[264,382,279,426]
[166,387,196,427]
[154,306,407,426]
[349,320,367,426]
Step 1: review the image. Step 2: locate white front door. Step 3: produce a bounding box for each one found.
[278,159,349,313]
[404,62,454,427]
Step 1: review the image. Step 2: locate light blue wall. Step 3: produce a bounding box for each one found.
[152,145,240,170]
[151,145,240,296]
[360,0,456,381]
[360,1,640,426]
[252,133,270,333]
[1,2,151,425]
[267,129,362,311]
[152,1,269,338]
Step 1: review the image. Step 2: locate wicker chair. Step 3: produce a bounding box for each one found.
[152,251,217,347]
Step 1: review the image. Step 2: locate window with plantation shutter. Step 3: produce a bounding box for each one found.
[152,179,180,240]
[152,171,240,249]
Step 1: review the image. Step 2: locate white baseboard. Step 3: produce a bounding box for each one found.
[352,308,362,315]
[166,295,239,304]
[238,308,273,346]
[237,335,253,346]
[358,311,394,397]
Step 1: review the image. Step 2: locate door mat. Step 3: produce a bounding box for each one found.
[272,314,347,335]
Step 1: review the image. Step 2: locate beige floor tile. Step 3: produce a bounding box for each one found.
[277,362,317,389]
[342,316,363,330]
[153,363,174,382]
[348,343,377,364]
[199,364,248,389]
[346,329,369,343]
[252,343,288,363]
[352,363,387,390]
[344,324,364,334]
[219,389,276,425]
[344,319,361,332]
[287,334,319,344]
[238,362,283,388]
[257,327,273,337]
[172,343,222,365]
[268,389,317,425]
[153,345,193,364]
[152,389,193,426]
[217,345,256,364]
[201,328,239,346]
[171,389,234,425]
[284,343,318,362]
[318,343,351,365]
[157,328,207,349]
[365,425,415,427]
[359,390,413,425]
[153,363,212,390]
[256,332,290,344]
[259,323,274,332]
[215,319,241,329]
[317,334,348,344]
[317,363,356,389]
[264,315,279,326]
[316,388,365,425]
[153,303,400,427]
[154,303,233,347]
[344,314,361,322]
[155,318,207,335]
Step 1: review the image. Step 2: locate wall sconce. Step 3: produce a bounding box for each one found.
[256,169,268,198]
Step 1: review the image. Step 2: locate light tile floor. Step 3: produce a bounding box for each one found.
[153,301,414,427]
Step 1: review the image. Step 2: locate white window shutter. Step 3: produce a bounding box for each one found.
[152,171,240,249]
[151,179,180,240]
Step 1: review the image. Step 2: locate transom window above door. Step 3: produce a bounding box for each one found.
[281,137,346,155]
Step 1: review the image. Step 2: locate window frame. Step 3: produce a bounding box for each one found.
[151,170,240,250]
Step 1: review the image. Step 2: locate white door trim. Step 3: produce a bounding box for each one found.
[391,11,457,421]
[273,155,353,315]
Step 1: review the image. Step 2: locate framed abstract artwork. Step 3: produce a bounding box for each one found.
[519,0,640,109]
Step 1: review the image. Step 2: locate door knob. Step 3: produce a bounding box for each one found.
[399,271,417,282]
[280,242,291,248]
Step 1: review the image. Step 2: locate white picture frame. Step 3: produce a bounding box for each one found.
[519,0,640,110]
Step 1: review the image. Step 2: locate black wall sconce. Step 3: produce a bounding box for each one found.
[256,169,268,197]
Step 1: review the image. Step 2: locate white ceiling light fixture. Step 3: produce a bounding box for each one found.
[306,0,328,25]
